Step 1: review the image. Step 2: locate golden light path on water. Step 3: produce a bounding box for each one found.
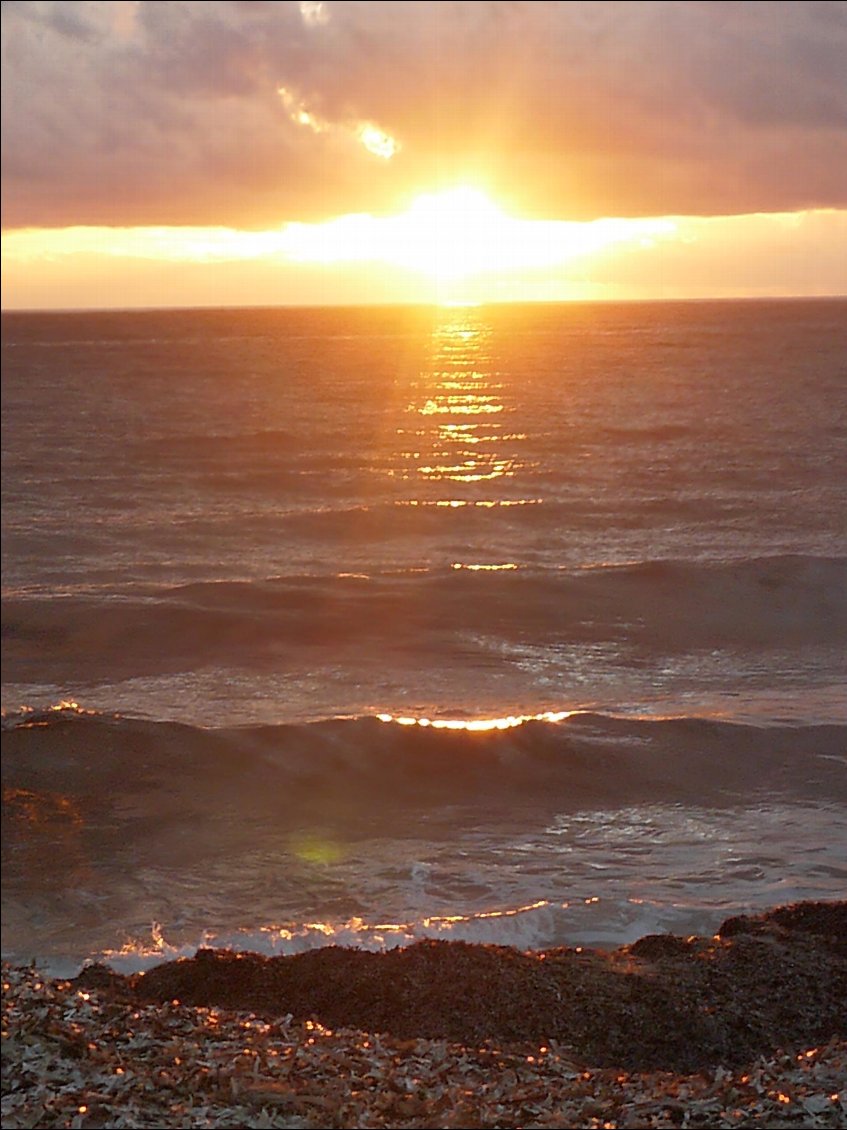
[375,710,573,731]
[391,309,547,576]
[399,314,503,485]
[395,306,536,515]
[396,499,540,507]
[450,562,518,570]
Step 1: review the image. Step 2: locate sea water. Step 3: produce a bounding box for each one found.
[2,299,846,975]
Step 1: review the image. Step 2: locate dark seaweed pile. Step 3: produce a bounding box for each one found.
[72,901,847,1073]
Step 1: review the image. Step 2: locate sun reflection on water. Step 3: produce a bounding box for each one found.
[396,309,533,501]
[375,710,572,731]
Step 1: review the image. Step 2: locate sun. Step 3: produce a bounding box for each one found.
[277,185,676,302]
[392,187,514,282]
[276,184,518,288]
[2,187,679,306]
[264,184,520,301]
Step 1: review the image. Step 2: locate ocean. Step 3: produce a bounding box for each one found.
[2,298,846,976]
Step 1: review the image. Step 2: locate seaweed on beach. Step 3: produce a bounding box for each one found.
[70,901,847,1073]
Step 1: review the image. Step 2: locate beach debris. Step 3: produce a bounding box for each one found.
[3,902,846,1128]
[2,962,845,1128]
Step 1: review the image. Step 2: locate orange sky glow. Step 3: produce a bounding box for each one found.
[2,1,846,309]
[4,195,844,309]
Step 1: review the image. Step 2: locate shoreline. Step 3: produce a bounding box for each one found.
[3,901,846,1128]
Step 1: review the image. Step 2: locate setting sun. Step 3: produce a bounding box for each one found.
[387,188,522,281]
[1,5,845,1123]
[278,186,678,299]
[2,185,690,307]
[3,1,846,311]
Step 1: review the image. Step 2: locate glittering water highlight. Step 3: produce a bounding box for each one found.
[2,299,846,971]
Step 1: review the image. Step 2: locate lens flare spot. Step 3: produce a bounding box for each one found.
[289,833,344,865]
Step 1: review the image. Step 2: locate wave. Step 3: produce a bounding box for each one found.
[4,555,845,677]
[3,705,845,826]
[4,703,845,974]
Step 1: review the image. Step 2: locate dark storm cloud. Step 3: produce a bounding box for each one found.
[2,0,846,229]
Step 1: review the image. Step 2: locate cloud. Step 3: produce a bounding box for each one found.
[2,0,846,230]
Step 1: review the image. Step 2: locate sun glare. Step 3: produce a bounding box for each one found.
[11,185,770,306]
[277,186,677,298]
[400,188,513,279]
[276,186,514,279]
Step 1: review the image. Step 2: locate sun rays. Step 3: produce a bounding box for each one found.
[2,186,682,305]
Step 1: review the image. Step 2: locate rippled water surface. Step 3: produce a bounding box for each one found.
[3,300,846,970]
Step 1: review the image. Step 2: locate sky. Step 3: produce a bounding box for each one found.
[2,0,846,308]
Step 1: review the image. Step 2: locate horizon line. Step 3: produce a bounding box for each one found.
[3,293,846,316]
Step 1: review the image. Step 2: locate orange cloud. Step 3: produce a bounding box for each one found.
[2,1,846,232]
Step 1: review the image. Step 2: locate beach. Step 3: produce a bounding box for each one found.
[4,3,847,1124]
[3,302,846,1125]
[3,901,845,1129]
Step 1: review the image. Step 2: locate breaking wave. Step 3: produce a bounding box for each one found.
[4,703,845,820]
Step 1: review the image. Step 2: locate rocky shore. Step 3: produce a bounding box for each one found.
[3,901,846,1128]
